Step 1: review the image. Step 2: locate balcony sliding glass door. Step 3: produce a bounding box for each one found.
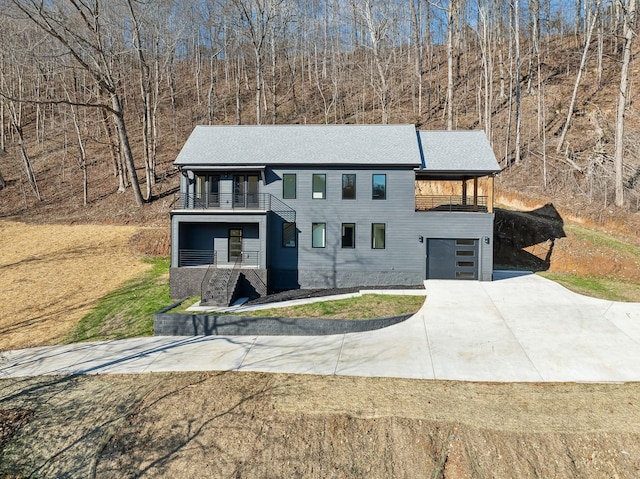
[233,174,259,208]
[194,174,219,208]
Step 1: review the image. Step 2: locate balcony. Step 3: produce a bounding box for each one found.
[174,192,296,221]
[175,192,271,210]
[416,195,489,213]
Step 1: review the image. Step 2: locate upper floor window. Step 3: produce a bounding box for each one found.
[283,174,296,199]
[342,174,356,199]
[312,174,326,199]
[372,174,386,200]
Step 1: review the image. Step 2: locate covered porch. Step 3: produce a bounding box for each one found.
[415,173,495,213]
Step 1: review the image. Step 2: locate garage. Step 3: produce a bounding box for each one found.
[427,238,479,280]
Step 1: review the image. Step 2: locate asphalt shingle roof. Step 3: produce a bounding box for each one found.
[417,130,501,173]
[175,125,501,174]
[175,124,421,167]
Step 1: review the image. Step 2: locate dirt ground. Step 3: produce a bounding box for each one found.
[0,221,154,350]
[1,372,640,478]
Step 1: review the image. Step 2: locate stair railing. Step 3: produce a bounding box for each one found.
[225,252,244,306]
[200,251,218,302]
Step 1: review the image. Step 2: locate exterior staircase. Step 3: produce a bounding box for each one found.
[201,269,241,306]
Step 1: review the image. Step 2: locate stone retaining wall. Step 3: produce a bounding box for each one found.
[154,312,412,336]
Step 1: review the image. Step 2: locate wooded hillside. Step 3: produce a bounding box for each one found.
[0,0,638,224]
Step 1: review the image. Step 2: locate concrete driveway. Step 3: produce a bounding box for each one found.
[2,271,640,382]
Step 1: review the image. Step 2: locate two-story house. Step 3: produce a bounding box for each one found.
[170,124,500,305]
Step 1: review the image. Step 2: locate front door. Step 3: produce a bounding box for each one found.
[228,229,243,262]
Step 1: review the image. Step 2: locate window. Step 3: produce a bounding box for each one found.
[456,239,475,246]
[312,174,326,199]
[372,174,386,200]
[282,222,296,248]
[283,174,296,199]
[341,223,355,248]
[342,174,356,199]
[312,223,326,248]
[195,174,206,200]
[209,175,220,205]
[372,223,385,249]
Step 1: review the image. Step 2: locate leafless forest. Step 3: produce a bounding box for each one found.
[0,0,638,220]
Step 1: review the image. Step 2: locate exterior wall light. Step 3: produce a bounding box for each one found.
[484,236,490,245]
[418,235,424,243]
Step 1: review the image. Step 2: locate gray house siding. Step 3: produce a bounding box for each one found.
[169,126,501,298]
[263,166,425,289]
[413,212,495,281]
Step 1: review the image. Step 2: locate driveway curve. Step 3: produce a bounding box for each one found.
[1,271,639,383]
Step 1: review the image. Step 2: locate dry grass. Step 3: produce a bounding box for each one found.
[0,221,151,351]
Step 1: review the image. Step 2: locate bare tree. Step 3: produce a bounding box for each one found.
[10,0,145,206]
[232,0,284,125]
[358,0,395,124]
[556,0,600,153]
[614,0,637,207]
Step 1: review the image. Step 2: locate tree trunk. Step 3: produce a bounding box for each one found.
[556,0,600,153]
[69,102,88,206]
[7,100,40,200]
[514,0,521,163]
[111,93,144,206]
[410,0,424,115]
[126,0,154,201]
[614,0,637,207]
[446,0,457,130]
[100,106,125,192]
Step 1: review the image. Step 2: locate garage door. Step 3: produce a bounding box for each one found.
[427,239,478,280]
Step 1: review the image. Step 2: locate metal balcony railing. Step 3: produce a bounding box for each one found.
[415,195,488,212]
[175,192,270,210]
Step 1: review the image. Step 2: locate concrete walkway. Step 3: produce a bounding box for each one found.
[2,271,640,382]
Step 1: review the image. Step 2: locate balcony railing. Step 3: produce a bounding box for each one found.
[175,192,272,210]
[416,195,488,212]
[174,192,296,222]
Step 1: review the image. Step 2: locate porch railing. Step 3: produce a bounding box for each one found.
[179,249,215,266]
[415,195,488,212]
[234,250,260,267]
[179,249,260,268]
